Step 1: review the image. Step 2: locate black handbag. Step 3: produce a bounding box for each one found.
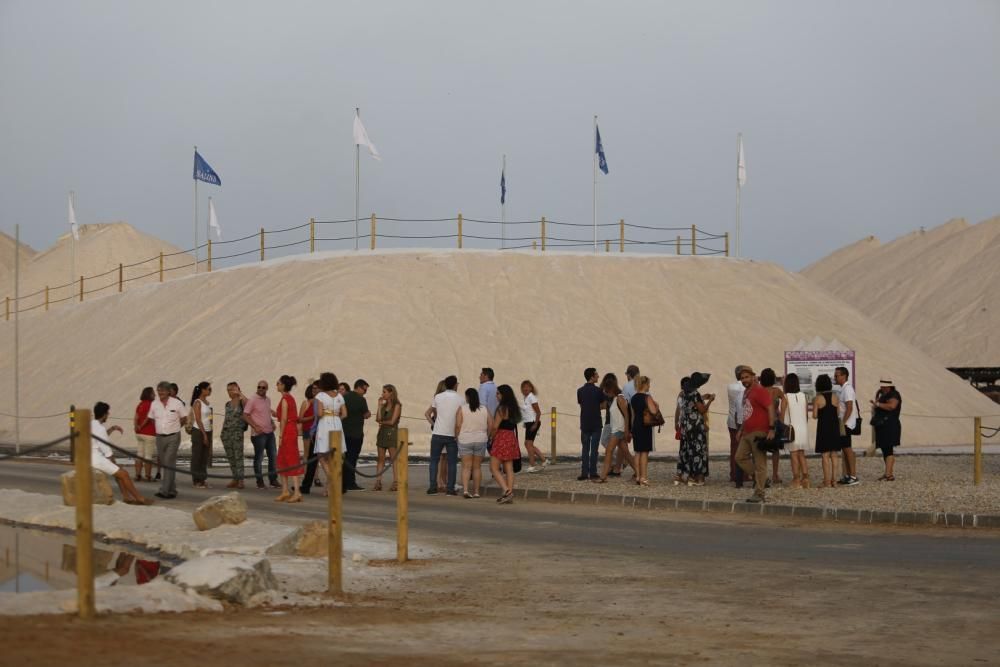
[870,412,889,429]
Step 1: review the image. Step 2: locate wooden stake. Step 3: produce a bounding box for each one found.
[79,276,83,302]
[207,240,212,272]
[370,213,377,250]
[396,427,409,563]
[328,430,343,594]
[118,263,123,292]
[4,296,7,321]
[532,240,537,250]
[605,239,610,253]
[72,408,95,619]
[310,217,315,253]
[691,225,697,256]
[676,236,681,255]
[259,228,265,262]
[550,407,557,464]
[159,252,164,282]
[457,213,463,249]
[541,216,547,251]
[44,286,49,311]
[619,219,625,252]
[974,417,982,485]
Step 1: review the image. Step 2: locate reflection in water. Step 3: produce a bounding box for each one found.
[0,525,168,593]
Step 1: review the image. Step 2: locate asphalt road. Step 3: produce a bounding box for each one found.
[1,459,998,571]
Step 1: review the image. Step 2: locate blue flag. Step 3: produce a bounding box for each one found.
[193,150,222,185]
[500,168,506,204]
[595,125,608,175]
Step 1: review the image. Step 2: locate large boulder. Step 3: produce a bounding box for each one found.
[192,492,247,531]
[295,521,328,557]
[165,554,276,605]
[60,470,115,506]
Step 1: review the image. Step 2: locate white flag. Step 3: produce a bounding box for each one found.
[208,197,222,239]
[68,191,80,241]
[353,112,381,161]
[737,135,747,187]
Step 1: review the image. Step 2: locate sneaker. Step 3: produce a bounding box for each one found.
[498,492,514,505]
[845,476,860,486]
[577,474,589,481]
[446,490,458,496]
[154,473,161,481]
[426,488,438,495]
[836,475,851,486]
[542,459,551,468]
[463,491,473,499]
[526,465,539,473]
[154,492,169,499]
[256,481,266,489]
[746,494,765,504]
[765,478,772,489]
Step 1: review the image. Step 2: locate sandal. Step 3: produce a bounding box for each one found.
[274,492,290,502]
[373,480,383,492]
[285,494,303,503]
[884,475,895,481]
[592,478,608,484]
[640,479,650,487]
[389,482,398,492]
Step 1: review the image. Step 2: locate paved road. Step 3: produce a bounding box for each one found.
[1,459,997,571]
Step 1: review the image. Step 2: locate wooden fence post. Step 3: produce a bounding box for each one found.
[328,430,343,594]
[72,408,95,619]
[691,225,697,256]
[159,252,164,282]
[79,276,84,302]
[619,219,625,252]
[118,263,123,291]
[310,217,315,253]
[207,240,212,272]
[396,427,409,563]
[532,241,537,250]
[371,213,377,250]
[44,287,49,311]
[4,296,8,321]
[676,236,681,255]
[541,217,547,251]
[550,407,557,464]
[974,417,983,485]
[605,239,610,253]
[259,228,265,262]
[457,213,463,249]
[725,232,730,257]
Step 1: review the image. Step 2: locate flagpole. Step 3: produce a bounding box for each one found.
[593,115,598,253]
[14,223,20,455]
[207,195,212,249]
[194,145,199,273]
[355,108,360,252]
[736,133,742,259]
[501,154,506,249]
[69,190,76,288]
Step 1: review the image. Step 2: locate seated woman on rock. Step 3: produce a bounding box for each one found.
[91,402,153,505]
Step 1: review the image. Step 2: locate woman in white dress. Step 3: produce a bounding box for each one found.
[783,373,810,488]
[312,372,346,497]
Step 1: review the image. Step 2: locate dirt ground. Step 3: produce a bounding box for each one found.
[2,510,998,667]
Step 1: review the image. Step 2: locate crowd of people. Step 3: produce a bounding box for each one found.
[88,363,903,507]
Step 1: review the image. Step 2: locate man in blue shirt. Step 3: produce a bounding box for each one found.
[577,367,606,480]
[478,368,499,417]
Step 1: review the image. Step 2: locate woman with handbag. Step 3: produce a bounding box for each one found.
[488,384,523,505]
[630,376,662,487]
[871,380,902,481]
[783,373,810,488]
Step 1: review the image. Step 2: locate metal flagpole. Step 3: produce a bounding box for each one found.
[69,190,76,288]
[501,154,506,249]
[593,115,598,253]
[194,146,199,273]
[736,133,742,259]
[207,195,212,248]
[355,108,360,252]
[14,223,20,454]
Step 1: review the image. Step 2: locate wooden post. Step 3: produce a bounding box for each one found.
[532,240,537,250]
[541,216,547,251]
[396,427,409,563]
[159,252,164,282]
[79,276,83,302]
[619,219,625,252]
[72,408,95,619]
[259,227,265,262]
[207,240,212,272]
[457,213,463,249]
[724,232,730,257]
[4,297,7,321]
[370,213,377,250]
[974,417,982,485]
[118,263,123,292]
[676,236,681,255]
[44,286,49,311]
[691,225,697,256]
[550,407,557,464]
[69,408,75,464]
[328,430,343,594]
[604,239,610,253]
[310,217,316,253]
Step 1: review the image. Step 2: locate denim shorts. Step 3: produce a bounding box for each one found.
[458,441,488,457]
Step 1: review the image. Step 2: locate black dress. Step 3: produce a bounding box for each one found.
[873,389,902,449]
[631,393,653,453]
[814,392,841,454]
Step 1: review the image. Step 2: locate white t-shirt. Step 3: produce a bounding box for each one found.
[521,392,539,423]
[837,382,858,428]
[458,404,489,445]
[91,419,113,461]
[148,397,189,435]
[727,381,745,430]
[431,390,463,437]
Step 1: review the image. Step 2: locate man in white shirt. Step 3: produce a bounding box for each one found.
[149,381,189,499]
[622,365,640,402]
[424,375,463,496]
[727,365,751,487]
[91,401,152,505]
[834,367,860,485]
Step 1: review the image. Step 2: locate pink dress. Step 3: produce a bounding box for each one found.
[276,393,304,477]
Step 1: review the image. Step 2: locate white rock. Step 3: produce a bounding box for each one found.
[165,554,276,605]
[192,492,248,531]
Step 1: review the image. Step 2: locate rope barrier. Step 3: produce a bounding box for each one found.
[0,435,73,460]
[980,425,1000,438]
[314,218,364,224]
[376,217,457,223]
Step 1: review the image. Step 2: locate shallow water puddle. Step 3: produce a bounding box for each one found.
[0,524,171,593]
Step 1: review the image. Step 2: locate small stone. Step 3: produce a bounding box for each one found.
[60,470,115,506]
[294,521,327,557]
[192,492,248,531]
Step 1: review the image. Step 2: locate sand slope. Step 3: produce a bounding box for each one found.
[0,249,995,451]
[0,223,193,312]
[802,216,1000,366]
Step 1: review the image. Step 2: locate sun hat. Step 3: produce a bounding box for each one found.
[688,372,711,390]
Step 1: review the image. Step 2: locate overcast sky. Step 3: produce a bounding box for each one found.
[1,0,997,269]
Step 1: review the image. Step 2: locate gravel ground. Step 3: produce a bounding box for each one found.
[510,453,1000,514]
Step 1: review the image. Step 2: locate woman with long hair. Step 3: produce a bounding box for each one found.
[133,386,157,482]
[630,376,660,486]
[783,373,810,488]
[313,372,346,497]
[597,373,635,483]
[520,380,548,472]
[220,381,248,488]
[813,373,842,488]
[274,375,304,502]
[489,384,522,504]
[190,381,213,489]
[457,387,489,498]
[374,384,402,491]
[760,368,788,485]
